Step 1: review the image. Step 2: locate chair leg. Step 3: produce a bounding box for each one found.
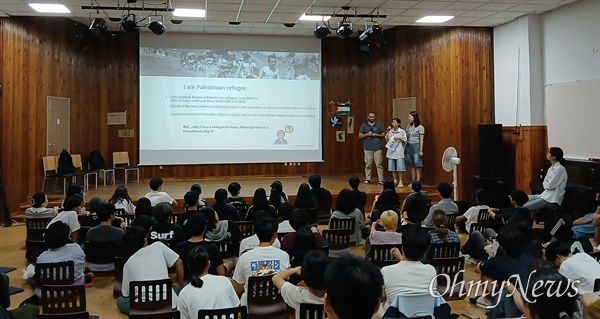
[136,169,139,183]
[41,176,46,192]
[94,173,98,189]
[63,179,67,196]
[124,170,128,185]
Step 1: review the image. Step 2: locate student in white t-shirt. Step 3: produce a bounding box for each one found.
[380,225,437,315]
[239,211,282,255]
[385,118,407,188]
[272,250,329,318]
[116,226,184,314]
[145,177,178,207]
[48,196,82,243]
[545,241,600,294]
[233,215,290,306]
[177,246,240,319]
[109,185,135,215]
[455,188,490,233]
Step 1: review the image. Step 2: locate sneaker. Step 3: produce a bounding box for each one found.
[397,182,405,188]
[469,296,492,309]
[464,256,479,265]
[363,180,371,185]
[378,181,384,185]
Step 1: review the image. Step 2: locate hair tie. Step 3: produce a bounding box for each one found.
[439,224,445,228]
[29,198,35,206]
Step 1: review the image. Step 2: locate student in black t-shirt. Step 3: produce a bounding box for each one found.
[149,202,185,248]
[175,213,225,279]
[210,189,241,221]
[308,174,332,205]
[177,191,202,235]
[349,176,367,213]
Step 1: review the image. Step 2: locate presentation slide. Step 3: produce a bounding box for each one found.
[139,34,322,165]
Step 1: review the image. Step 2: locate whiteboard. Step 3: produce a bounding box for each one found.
[545,79,600,159]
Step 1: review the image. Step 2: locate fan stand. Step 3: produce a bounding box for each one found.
[452,165,458,200]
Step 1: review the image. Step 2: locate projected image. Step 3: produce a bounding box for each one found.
[140,48,320,80]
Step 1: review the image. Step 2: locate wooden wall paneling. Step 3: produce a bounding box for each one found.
[502,126,548,193]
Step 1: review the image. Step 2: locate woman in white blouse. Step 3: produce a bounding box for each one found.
[524,147,568,212]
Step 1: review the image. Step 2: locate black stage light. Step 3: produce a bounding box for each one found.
[336,24,354,39]
[148,21,166,35]
[313,26,331,39]
[89,18,107,37]
[121,14,139,32]
[359,24,382,43]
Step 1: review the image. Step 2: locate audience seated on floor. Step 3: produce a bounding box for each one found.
[545,241,600,294]
[117,226,184,314]
[233,215,290,306]
[245,188,277,221]
[149,202,184,248]
[348,176,367,213]
[145,177,177,206]
[365,210,403,259]
[583,290,600,318]
[324,254,383,319]
[294,183,318,210]
[571,202,599,242]
[1,273,39,319]
[176,246,240,319]
[239,211,282,255]
[276,202,295,233]
[37,221,85,285]
[225,182,247,205]
[272,250,329,318]
[308,174,333,205]
[455,188,490,233]
[486,190,530,228]
[48,196,82,243]
[24,192,57,219]
[330,189,365,245]
[210,188,241,221]
[423,183,458,228]
[109,185,135,215]
[380,224,436,315]
[175,213,226,279]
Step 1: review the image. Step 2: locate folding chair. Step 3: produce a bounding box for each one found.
[40,284,87,314]
[35,261,75,287]
[112,151,139,184]
[71,154,97,191]
[41,156,69,195]
[247,275,288,319]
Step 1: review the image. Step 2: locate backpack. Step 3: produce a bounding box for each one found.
[88,149,106,170]
[57,148,76,174]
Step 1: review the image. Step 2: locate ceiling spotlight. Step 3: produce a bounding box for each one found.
[121,14,139,32]
[336,24,353,39]
[283,23,295,28]
[89,18,107,37]
[359,24,382,43]
[228,21,241,25]
[313,26,331,39]
[148,21,166,35]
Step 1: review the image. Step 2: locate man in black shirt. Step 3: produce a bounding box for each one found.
[175,213,225,279]
[308,174,332,205]
[149,202,185,248]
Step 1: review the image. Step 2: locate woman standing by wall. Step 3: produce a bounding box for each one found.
[405,111,425,181]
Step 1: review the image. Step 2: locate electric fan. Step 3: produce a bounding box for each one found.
[442,147,461,200]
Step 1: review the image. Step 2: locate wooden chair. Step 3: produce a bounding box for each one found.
[446,214,458,228]
[247,274,288,319]
[316,199,332,225]
[41,155,69,195]
[113,257,126,298]
[35,261,75,286]
[112,151,139,184]
[84,241,117,273]
[25,217,52,261]
[369,244,402,268]
[470,209,492,233]
[299,303,326,319]
[429,242,460,260]
[129,278,173,315]
[235,221,255,239]
[40,284,87,314]
[322,229,352,259]
[198,306,247,319]
[328,217,355,232]
[406,199,431,224]
[231,202,249,216]
[430,256,466,301]
[71,154,98,191]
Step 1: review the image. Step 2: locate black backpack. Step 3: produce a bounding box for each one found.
[88,149,106,170]
[57,148,76,174]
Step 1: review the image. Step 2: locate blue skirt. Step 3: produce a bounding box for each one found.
[405,143,423,167]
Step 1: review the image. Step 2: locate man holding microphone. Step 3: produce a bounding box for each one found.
[359,112,386,185]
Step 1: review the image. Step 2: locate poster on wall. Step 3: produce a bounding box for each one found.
[347,116,354,134]
[336,131,345,142]
[330,116,342,127]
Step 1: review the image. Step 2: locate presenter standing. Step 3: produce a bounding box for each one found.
[385,118,407,188]
[359,112,386,185]
[405,111,425,181]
